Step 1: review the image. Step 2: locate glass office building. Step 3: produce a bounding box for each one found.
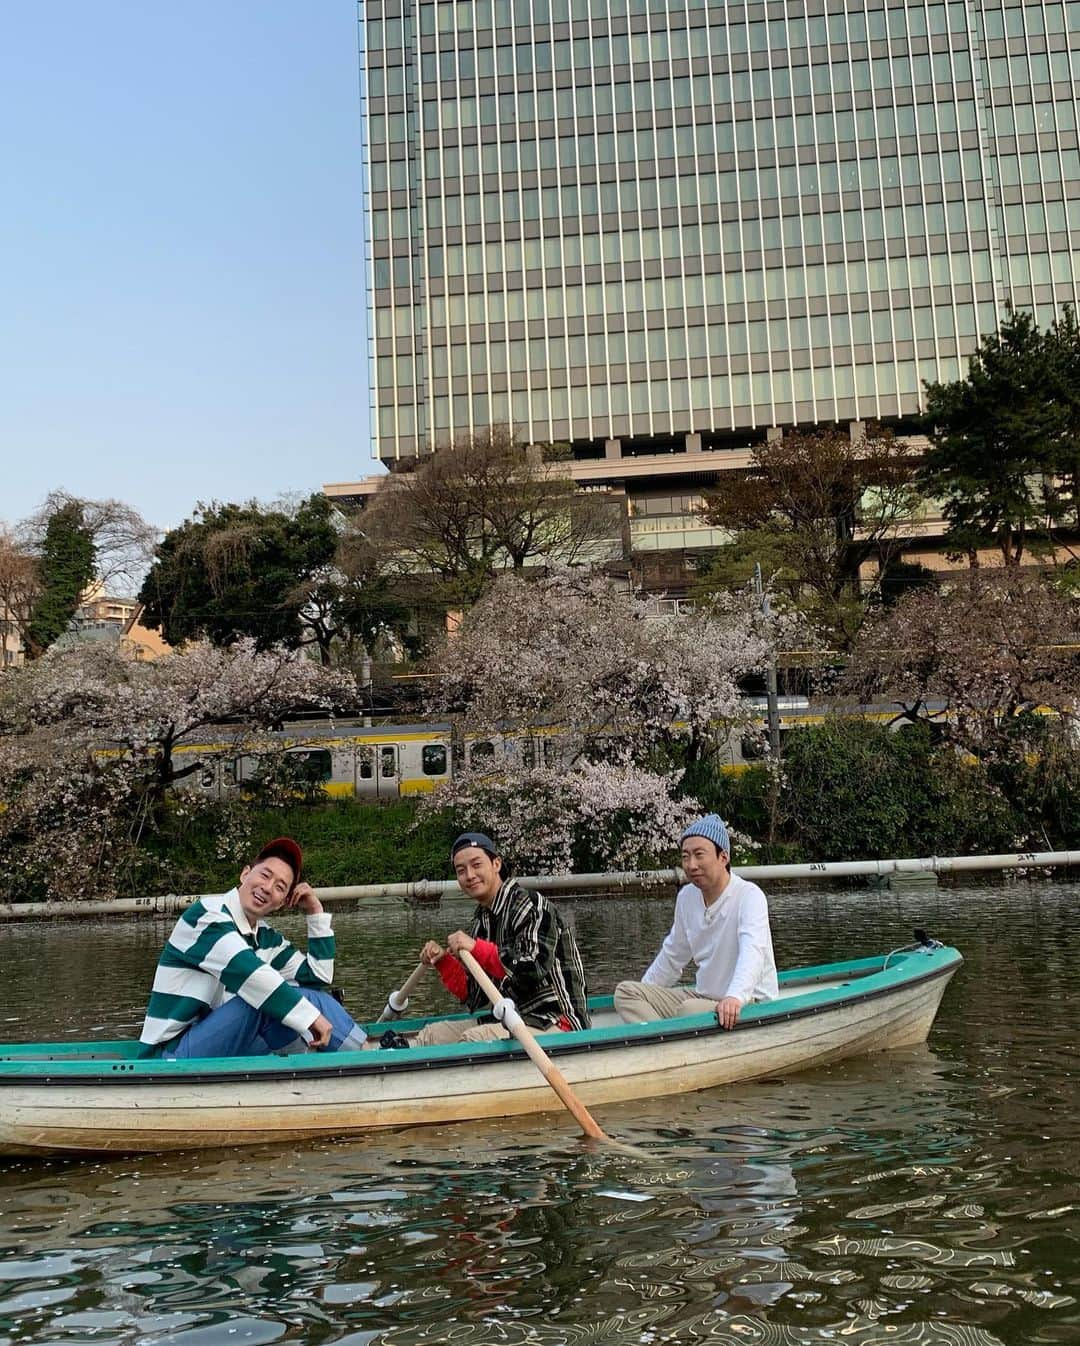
[362,0,1080,464]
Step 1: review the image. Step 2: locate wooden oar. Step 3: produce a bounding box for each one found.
[377,961,428,1022]
[458,947,608,1142]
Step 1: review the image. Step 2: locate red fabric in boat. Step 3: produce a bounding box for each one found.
[437,938,506,1002]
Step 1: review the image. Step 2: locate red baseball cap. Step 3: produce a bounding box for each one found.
[255,837,303,889]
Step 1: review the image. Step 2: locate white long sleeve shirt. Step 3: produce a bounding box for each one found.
[642,872,779,1006]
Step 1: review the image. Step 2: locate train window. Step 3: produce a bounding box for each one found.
[522,737,537,769]
[422,743,448,775]
[740,731,768,761]
[470,740,495,765]
[288,749,332,783]
[380,746,397,778]
[542,738,559,767]
[224,758,239,784]
[199,765,216,789]
[357,747,374,780]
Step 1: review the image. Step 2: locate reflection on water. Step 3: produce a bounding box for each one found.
[2,880,1080,1343]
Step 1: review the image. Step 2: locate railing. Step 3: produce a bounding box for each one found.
[1,849,1078,921]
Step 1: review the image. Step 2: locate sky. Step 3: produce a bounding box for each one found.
[0,2,379,534]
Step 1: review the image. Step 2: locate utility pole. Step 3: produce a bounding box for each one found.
[753,563,781,758]
[361,651,373,728]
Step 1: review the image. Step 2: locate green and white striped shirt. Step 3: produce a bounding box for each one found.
[138,889,335,1055]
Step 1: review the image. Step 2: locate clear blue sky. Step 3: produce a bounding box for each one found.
[0,2,378,533]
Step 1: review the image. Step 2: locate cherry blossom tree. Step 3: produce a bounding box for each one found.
[0,528,38,657]
[0,642,356,900]
[843,569,1080,756]
[427,570,784,769]
[418,760,701,875]
[417,570,786,872]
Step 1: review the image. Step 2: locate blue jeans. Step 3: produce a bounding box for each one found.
[164,989,364,1060]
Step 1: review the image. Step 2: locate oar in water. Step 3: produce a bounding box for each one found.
[377,962,428,1023]
[458,947,608,1142]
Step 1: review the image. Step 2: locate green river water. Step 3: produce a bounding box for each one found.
[1,878,1078,1345]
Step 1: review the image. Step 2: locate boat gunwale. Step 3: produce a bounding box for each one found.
[0,947,962,1089]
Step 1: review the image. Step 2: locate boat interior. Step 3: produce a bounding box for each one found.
[0,963,882,1064]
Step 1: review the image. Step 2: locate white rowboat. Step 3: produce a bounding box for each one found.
[0,941,961,1157]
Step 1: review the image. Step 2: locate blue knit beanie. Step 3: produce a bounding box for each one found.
[680,813,730,854]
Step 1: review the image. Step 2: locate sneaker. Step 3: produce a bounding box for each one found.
[379,1029,410,1051]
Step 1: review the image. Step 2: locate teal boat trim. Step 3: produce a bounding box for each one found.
[0,947,961,1088]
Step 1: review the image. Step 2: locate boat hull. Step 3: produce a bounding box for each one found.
[0,946,961,1156]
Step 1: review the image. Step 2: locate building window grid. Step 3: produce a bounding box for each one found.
[618,10,645,440]
[712,9,741,432]
[403,10,423,447]
[995,6,1031,313]
[1014,1,1080,324]
[483,39,505,447]
[971,9,1011,318]
[770,11,802,425]
[507,15,526,445]
[761,15,796,428]
[360,16,377,454]
[608,12,628,438]
[367,2,1080,460]
[740,12,770,428]
[877,14,913,417]
[458,16,476,446]
[690,11,716,435]
[983,0,1080,326]
[417,9,436,450]
[432,15,452,446]
[888,4,935,407]
[635,4,662,441]
[589,0,610,442]
[371,15,410,454]
[938,7,982,386]
[536,3,558,445]
[801,16,832,426]
[371,18,391,451]
[759,30,787,430]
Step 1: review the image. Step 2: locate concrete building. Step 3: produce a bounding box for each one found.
[1,612,22,668]
[347,0,1080,591]
[361,0,1080,465]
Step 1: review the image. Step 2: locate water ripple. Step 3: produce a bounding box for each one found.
[3,883,1080,1344]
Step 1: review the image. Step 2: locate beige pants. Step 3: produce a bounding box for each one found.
[613,980,718,1024]
[412,1019,511,1047]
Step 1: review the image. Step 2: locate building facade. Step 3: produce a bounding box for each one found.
[362,0,1080,465]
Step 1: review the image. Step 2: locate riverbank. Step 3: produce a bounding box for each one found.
[3,719,1077,904]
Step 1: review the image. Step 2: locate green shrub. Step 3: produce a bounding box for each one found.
[992,731,1080,851]
[132,798,458,897]
[777,720,1022,861]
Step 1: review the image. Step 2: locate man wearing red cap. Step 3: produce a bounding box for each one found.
[138,837,366,1059]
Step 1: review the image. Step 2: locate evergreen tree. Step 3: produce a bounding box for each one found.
[919,307,1066,566]
[139,494,404,662]
[25,502,95,658]
[1045,304,1080,530]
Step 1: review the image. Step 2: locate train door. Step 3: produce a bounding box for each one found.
[354,745,379,799]
[377,744,399,798]
[198,760,220,799]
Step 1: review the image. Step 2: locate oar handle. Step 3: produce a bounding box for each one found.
[458,948,607,1142]
[377,961,428,1022]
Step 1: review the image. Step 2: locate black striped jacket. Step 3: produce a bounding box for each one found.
[467,879,590,1031]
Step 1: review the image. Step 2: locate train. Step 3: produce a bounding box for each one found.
[173,697,905,802]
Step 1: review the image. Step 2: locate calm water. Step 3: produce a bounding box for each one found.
[2,880,1079,1345]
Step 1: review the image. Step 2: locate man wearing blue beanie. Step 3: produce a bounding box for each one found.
[614,813,778,1029]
